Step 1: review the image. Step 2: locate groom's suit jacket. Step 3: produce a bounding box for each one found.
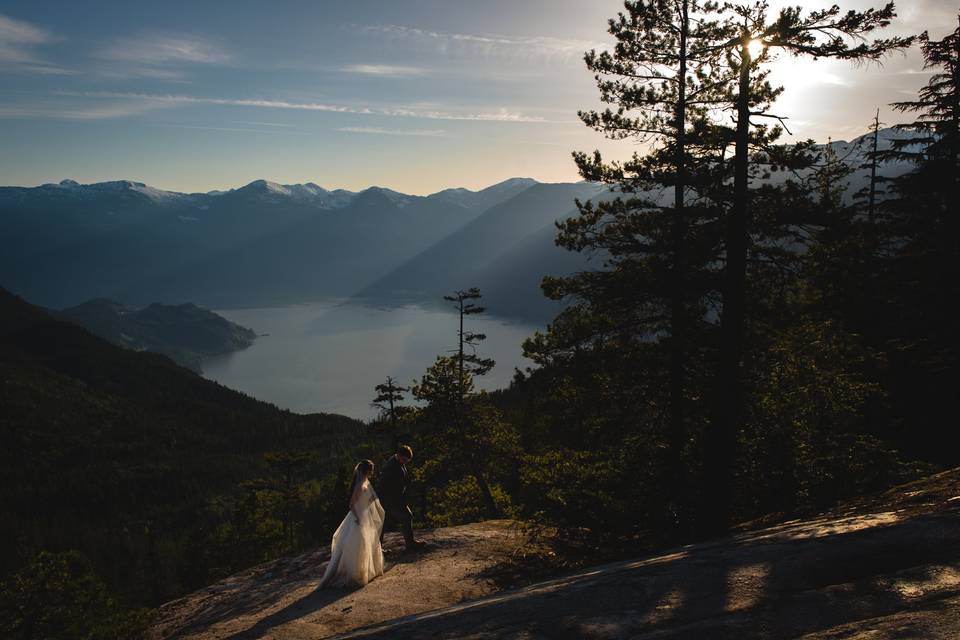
[376,455,410,508]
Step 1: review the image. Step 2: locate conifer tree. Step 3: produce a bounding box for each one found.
[444,288,496,400]
[870,18,960,460]
[423,288,499,517]
[263,451,311,551]
[703,1,912,532]
[412,357,510,519]
[887,17,960,200]
[537,1,737,519]
[372,376,409,450]
[857,109,886,221]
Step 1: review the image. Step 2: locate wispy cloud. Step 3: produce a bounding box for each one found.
[0,13,71,74]
[60,91,550,123]
[361,25,606,62]
[341,64,430,77]
[337,126,446,137]
[93,32,230,80]
[0,14,51,63]
[98,67,191,81]
[0,100,162,120]
[98,32,231,65]
[889,68,935,76]
[230,120,295,128]
[156,122,303,135]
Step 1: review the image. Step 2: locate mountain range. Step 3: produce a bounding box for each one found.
[0,176,543,313]
[0,129,918,322]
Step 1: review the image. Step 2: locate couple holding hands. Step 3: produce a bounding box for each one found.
[319,445,425,589]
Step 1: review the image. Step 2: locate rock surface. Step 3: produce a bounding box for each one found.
[152,470,960,639]
[149,521,526,639]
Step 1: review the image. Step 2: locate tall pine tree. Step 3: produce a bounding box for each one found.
[702,1,912,532]
[534,1,737,529]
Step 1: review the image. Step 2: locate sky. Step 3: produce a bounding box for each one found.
[0,0,955,195]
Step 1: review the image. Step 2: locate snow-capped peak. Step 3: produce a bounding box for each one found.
[234,179,356,208]
[241,179,293,197]
[360,186,414,208]
[32,179,185,203]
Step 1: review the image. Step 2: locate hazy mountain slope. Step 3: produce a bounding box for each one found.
[426,177,538,212]
[0,179,343,307]
[0,178,492,308]
[127,187,483,307]
[357,182,605,310]
[472,219,593,322]
[0,180,170,278]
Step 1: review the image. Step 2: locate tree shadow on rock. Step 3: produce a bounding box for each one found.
[223,584,353,640]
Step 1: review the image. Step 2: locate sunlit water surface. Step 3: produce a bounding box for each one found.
[203,301,540,420]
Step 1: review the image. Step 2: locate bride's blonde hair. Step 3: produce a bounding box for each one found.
[350,459,374,495]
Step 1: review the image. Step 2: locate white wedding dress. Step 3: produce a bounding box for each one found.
[320,480,385,588]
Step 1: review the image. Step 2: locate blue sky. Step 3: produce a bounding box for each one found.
[0,0,954,194]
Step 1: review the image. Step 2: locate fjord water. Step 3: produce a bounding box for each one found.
[202,301,539,420]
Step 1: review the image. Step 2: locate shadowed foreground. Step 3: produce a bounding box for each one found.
[153,470,960,639]
[149,521,525,639]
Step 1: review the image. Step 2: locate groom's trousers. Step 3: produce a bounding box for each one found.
[381,502,415,547]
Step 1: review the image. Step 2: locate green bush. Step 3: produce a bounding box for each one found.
[0,551,153,640]
[426,477,517,527]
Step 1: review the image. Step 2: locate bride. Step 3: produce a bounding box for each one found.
[319,459,385,588]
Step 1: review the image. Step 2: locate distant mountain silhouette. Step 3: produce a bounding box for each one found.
[426,177,538,212]
[56,298,257,371]
[0,132,916,318]
[356,182,607,319]
[0,177,540,309]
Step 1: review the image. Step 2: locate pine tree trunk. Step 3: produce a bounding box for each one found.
[668,0,689,527]
[869,110,879,221]
[952,29,959,209]
[472,465,500,518]
[704,35,751,535]
[388,391,399,452]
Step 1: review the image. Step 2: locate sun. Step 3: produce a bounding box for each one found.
[747,38,766,60]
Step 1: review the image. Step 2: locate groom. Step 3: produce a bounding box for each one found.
[377,445,424,550]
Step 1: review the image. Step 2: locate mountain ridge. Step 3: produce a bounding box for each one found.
[55,298,257,371]
[2,176,544,204]
[0,126,922,316]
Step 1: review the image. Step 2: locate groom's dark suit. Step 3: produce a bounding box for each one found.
[376,454,415,547]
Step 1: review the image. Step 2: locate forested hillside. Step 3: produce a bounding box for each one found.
[56,298,257,371]
[0,287,368,626]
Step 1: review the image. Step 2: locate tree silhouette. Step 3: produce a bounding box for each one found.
[426,288,500,517]
[870,17,960,462]
[856,109,886,221]
[539,2,737,526]
[372,376,409,451]
[263,451,312,551]
[703,1,913,533]
[412,357,510,519]
[444,288,496,399]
